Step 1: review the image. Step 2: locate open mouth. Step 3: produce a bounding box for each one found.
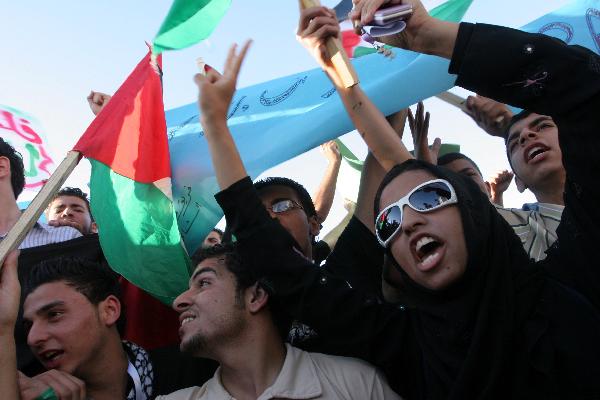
[39,349,64,365]
[180,313,196,327]
[414,236,443,271]
[525,145,549,163]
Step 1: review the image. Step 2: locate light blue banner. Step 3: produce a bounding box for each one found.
[167,0,600,253]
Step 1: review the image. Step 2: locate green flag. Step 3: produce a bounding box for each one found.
[153,0,231,54]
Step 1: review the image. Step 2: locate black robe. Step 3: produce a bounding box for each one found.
[215,22,600,399]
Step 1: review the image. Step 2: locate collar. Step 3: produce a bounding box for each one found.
[206,344,321,400]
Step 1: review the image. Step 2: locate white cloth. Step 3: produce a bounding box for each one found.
[0,222,82,249]
[157,344,401,400]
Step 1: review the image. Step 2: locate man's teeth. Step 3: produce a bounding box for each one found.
[416,236,435,254]
[181,317,195,326]
[528,146,546,160]
[43,351,61,360]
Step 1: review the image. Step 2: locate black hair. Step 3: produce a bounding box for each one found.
[211,228,224,238]
[191,243,292,339]
[437,152,484,177]
[0,137,25,199]
[50,187,93,219]
[254,177,317,218]
[23,257,125,334]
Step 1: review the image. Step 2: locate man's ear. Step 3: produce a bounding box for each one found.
[308,215,321,238]
[514,175,528,193]
[246,284,269,314]
[91,222,98,234]
[98,295,121,327]
[0,156,10,179]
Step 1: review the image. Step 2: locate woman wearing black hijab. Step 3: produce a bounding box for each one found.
[204,4,600,399]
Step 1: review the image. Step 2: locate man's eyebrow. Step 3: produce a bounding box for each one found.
[190,267,217,283]
[269,197,291,205]
[35,301,66,316]
[529,116,552,128]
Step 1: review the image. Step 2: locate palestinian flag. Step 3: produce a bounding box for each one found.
[73,49,191,305]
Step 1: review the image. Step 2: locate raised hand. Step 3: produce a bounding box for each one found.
[195,41,251,125]
[320,141,342,164]
[86,91,112,116]
[297,6,346,87]
[408,102,440,164]
[488,169,514,206]
[349,0,431,50]
[465,95,513,138]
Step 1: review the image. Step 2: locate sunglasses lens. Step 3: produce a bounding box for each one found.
[271,200,292,213]
[376,206,402,244]
[409,182,453,210]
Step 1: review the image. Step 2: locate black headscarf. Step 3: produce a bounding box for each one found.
[374,159,545,399]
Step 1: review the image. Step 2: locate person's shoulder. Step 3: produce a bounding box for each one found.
[155,385,207,400]
[304,347,379,377]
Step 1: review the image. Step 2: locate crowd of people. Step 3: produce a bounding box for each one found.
[1,0,599,398]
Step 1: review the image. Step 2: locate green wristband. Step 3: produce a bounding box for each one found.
[35,387,58,400]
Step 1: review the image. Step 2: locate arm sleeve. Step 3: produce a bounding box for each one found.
[215,178,410,368]
[323,216,384,299]
[449,22,600,308]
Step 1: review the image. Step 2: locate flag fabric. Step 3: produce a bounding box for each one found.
[153,0,231,54]
[0,105,55,192]
[166,0,599,254]
[73,50,191,305]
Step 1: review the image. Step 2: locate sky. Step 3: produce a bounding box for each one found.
[1,0,572,237]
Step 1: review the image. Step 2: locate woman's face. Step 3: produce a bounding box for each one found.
[379,169,468,291]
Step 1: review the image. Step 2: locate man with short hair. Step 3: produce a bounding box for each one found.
[0,138,81,248]
[5,256,154,399]
[201,228,223,249]
[158,243,400,400]
[464,97,565,261]
[45,187,98,235]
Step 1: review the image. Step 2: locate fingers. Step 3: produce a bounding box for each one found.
[431,137,442,161]
[407,108,415,133]
[223,40,252,82]
[298,7,336,35]
[0,250,20,290]
[36,370,86,400]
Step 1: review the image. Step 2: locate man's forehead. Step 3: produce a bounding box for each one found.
[192,257,225,277]
[51,195,87,208]
[24,281,84,316]
[508,113,552,137]
[257,184,301,203]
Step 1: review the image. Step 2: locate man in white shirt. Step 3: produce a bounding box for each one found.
[159,243,400,400]
[0,138,81,249]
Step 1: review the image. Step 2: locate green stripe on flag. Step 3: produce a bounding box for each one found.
[430,0,474,22]
[153,0,232,54]
[89,160,191,305]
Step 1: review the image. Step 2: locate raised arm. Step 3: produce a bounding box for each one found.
[313,141,342,224]
[195,42,251,191]
[297,6,413,172]
[0,251,21,400]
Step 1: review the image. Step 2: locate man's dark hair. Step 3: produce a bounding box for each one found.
[0,137,25,199]
[254,177,317,218]
[23,257,125,334]
[51,187,92,217]
[191,243,292,339]
[438,152,483,177]
[211,228,224,239]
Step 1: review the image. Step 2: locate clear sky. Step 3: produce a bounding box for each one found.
[1,0,571,236]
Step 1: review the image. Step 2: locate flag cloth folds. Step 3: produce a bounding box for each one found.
[153,0,231,54]
[73,50,191,305]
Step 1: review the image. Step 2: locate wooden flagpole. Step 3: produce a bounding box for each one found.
[299,0,359,88]
[0,151,81,267]
[435,91,468,112]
